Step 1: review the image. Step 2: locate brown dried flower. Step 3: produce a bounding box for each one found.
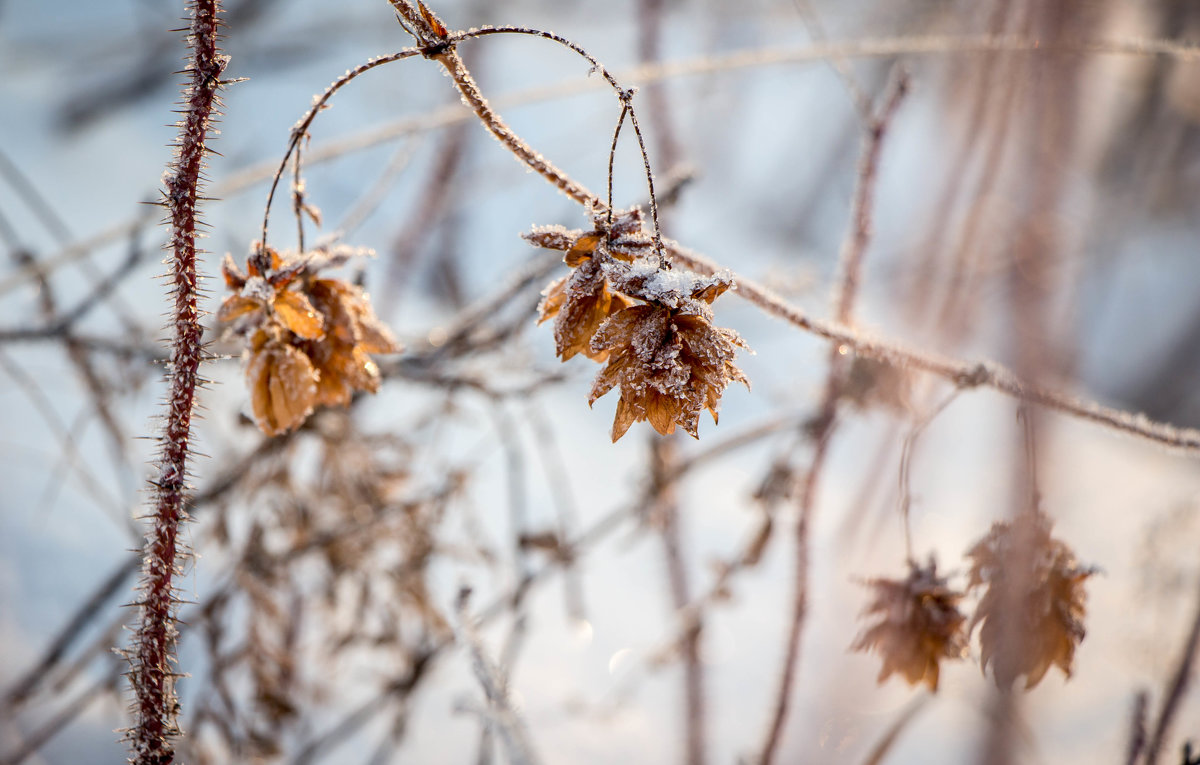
[966,511,1096,689]
[528,207,748,441]
[588,273,748,442]
[218,245,401,435]
[851,559,968,691]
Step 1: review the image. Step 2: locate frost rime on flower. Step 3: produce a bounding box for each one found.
[528,206,749,441]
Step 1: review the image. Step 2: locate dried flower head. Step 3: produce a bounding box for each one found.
[851,558,968,691]
[218,245,400,435]
[588,270,748,442]
[528,207,748,441]
[530,207,650,362]
[966,511,1096,689]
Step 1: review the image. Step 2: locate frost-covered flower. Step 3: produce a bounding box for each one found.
[851,559,968,691]
[528,207,748,441]
[218,245,400,435]
[966,512,1095,689]
[537,240,634,362]
[587,273,748,442]
[531,208,649,362]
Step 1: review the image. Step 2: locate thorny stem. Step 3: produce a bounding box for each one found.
[127,2,227,763]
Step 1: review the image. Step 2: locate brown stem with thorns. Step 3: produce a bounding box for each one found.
[126,2,226,763]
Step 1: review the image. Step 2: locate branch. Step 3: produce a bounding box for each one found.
[126,3,227,762]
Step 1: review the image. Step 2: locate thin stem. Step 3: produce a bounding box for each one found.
[624,99,665,265]
[292,141,306,253]
[606,103,630,227]
[897,390,960,562]
[758,73,906,765]
[1144,572,1200,765]
[127,1,226,762]
[834,68,909,324]
[260,48,421,258]
[428,25,665,254]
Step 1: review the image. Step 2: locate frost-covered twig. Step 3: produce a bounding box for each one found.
[126,2,227,762]
[666,241,1200,455]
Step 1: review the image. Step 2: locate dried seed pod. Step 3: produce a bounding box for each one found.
[529,208,748,441]
[966,511,1096,689]
[851,559,968,691]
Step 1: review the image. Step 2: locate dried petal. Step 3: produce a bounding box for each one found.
[222,253,247,289]
[246,338,318,436]
[611,395,639,441]
[273,289,325,340]
[217,294,263,325]
[564,233,602,267]
[537,276,568,324]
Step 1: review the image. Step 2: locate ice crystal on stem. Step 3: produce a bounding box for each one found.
[528,206,748,441]
[966,510,1096,689]
[851,558,968,692]
[219,244,400,435]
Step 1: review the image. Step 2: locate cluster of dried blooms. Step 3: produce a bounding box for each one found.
[853,512,1093,692]
[851,559,968,691]
[528,206,748,441]
[218,245,401,435]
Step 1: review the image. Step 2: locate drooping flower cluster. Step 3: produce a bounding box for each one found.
[965,510,1096,689]
[218,245,400,435]
[529,206,749,441]
[851,558,968,691]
